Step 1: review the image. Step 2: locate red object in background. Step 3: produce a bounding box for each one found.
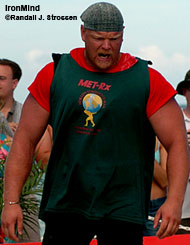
[0,243,41,245]
[0,227,5,244]
[143,235,190,245]
[1,235,190,244]
[90,238,97,245]
[89,235,190,245]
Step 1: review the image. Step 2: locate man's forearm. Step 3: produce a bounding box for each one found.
[166,142,190,205]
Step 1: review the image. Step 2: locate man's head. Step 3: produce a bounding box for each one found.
[0,59,22,81]
[0,59,22,100]
[80,2,124,71]
[176,70,190,97]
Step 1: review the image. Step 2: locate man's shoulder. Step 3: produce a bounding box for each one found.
[14,100,23,108]
[13,100,23,116]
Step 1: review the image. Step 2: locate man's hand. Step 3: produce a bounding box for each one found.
[8,122,18,133]
[1,204,23,242]
[187,130,190,147]
[154,199,181,239]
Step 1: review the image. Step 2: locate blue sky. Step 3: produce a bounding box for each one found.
[0,0,190,105]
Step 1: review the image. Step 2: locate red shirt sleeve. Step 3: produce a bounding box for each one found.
[147,67,177,118]
[28,62,54,112]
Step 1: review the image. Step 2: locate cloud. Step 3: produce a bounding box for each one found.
[138,45,165,63]
[25,49,50,67]
[137,45,190,86]
[172,53,190,65]
[137,45,190,106]
[138,45,190,70]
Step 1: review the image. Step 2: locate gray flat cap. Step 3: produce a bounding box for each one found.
[80,2,124,32]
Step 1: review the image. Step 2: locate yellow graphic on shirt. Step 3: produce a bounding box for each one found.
[82,93,103,127]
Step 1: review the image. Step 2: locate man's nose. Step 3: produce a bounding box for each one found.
[101,39,111,50]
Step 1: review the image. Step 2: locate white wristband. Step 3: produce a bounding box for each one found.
[3,201,20,206]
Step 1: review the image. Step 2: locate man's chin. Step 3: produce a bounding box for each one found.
[95,62,113,71]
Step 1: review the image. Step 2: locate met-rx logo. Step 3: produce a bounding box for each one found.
[78,79,111,91]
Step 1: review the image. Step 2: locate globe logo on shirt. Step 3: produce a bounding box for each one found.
[82,93,103,127]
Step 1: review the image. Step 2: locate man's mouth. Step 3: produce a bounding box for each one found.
[98,53,111,60]
[98,53,110,57]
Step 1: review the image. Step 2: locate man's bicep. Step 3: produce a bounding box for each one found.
[149,97,187,150]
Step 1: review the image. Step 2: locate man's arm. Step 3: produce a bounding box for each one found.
[1,94,49,242]
[149,97,190,239]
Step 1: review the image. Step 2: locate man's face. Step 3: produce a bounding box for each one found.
[0,65,18,99]
[81,26,123,71]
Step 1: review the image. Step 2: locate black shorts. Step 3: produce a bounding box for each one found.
[42,213,143,245]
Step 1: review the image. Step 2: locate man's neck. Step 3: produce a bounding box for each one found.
[0,97,14,119]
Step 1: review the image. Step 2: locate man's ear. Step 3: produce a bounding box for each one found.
[81,25,86,42]
[12,79,19,90]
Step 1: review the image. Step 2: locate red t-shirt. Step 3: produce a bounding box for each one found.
[28,48,176,118]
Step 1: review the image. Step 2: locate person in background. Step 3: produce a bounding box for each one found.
[35,125,52,169]
[176,69,190,234]
[143,137,168,236]
[0,111,13,160]
[0,59,41,242]
[0,59,22,133]
[34,124,53,240]
[1,3,190,245]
